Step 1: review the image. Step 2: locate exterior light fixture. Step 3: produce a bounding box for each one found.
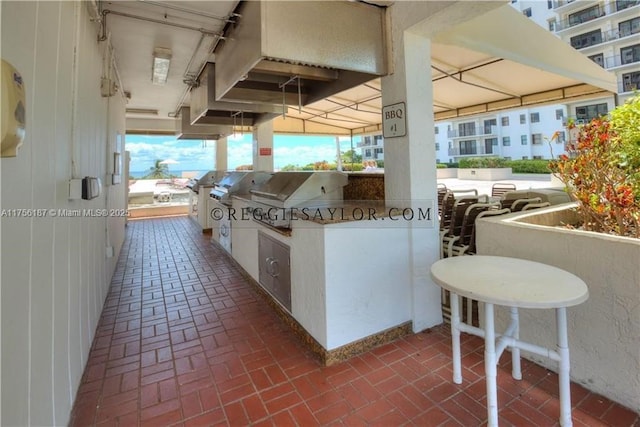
[152,48,172,85]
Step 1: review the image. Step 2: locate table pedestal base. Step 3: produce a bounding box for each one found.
[449,293,573,427]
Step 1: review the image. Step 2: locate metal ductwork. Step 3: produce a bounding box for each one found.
[177,107,233,140]
[190,63,281,127]
[213,1,388,107]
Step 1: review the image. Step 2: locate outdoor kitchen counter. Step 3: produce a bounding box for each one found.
[229,195,415,357]
[292,201,391,224]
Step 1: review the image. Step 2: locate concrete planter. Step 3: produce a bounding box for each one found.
[436,168,458,179]
[457,167,512,180]
[476,203,640,411]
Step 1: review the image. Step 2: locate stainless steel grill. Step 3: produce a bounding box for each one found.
[186,170,226,194]
[248,171,348,229]
[209,171,273,205]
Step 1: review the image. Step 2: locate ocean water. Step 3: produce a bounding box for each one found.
[129,170,210,179]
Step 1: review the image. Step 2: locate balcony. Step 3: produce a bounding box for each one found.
[570,26,639,50]
[448,146,496,157]
[447,125,498,139]
[602,52,640,68]
[555,6,606,32]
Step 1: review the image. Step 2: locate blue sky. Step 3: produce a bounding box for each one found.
[126,133,357,173]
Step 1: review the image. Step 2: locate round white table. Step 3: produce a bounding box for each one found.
[430,255,589,427]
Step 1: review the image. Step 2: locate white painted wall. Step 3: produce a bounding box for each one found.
[1,2,127,425]
[323,223,412,350]
[477,205,640,411]
[231,197,260,280]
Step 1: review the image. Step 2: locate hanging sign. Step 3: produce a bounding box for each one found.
[259,147,272,156]
[382,102,406,138]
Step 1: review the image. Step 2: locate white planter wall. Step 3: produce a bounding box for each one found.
[457,167,512,180]
[436,168,458,179]
[476,204,640,412]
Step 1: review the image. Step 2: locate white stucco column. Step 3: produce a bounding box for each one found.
[379,0,504,333]
[252,121,274,172]
[382,29,442,332]
[215,137,228,171]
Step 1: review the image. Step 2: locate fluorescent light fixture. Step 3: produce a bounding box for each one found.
[152,48,172,85]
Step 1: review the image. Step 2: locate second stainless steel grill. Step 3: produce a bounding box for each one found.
[249,171,348,229]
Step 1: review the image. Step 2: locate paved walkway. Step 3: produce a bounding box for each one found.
[68,215,637,426]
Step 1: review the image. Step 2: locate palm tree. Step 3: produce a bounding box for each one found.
[143,159,170,179]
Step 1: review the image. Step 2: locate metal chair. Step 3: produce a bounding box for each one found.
[491,182,517,200]
[441,196,481,258]
[446,202,500,257]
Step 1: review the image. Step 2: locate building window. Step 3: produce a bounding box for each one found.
[521,135,528,145]
[522,156,529,160]
[374,147,383,154]
[435,143,440,151]
[555,109,564,120]
[533,155,543,160]
[532,134,543,145]
[547,0,553,9]
[619,17,640,38]
[501,116,510,126]
[575,103,608,121]
[621,44,640,65]
[568,5,603,27]
[434,126,439,135]
[364,136,372,146]
[459,140,477,155]
[374,135,383,145]
[530,112,540,123]
[622,71,640,91]
[558,131,566,143]
[616,0,640,12]
[502,136,511,146]
[520,114,526,124]
[486,138,498,146]
[483,119,497,134]
[588,53,605,67]
[548,19,557,31]
[523,7,532,17]
[570,29,602,49]
[365,149,371,157]
[504,156,512,161]
[458,122,476,137]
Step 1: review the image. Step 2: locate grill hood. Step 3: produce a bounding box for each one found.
[176,107,233,140]
[213,1,388,107]
[190,63,281,127]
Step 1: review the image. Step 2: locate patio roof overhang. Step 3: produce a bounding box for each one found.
[268,3,617,136]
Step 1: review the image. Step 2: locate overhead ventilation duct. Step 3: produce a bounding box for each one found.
[213,1,388,107]
[190,63,281,127]
[176,107,232,140]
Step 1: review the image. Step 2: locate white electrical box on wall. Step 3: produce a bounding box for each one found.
[1,59,26,157]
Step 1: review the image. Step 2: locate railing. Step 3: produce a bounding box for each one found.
[603,53,640,68]
[570,27,640,49]
[555,6,606,31]
[553,0,577,9]
[447,126,498,139]
[619,81,639,93]
[448,146,495,157]
[556,3,639,32]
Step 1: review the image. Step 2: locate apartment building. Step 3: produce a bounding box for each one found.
[357,133,385,162]
[375,0,638,164]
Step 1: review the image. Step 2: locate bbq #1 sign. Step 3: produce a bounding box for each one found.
[382,102,406,138]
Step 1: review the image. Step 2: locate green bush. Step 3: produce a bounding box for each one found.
[342,163,364,172]
[375,160,384,168]
[436,163,448,169]
[447,162,459,168]
[506,159,552,174]
[458,157,508,169]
